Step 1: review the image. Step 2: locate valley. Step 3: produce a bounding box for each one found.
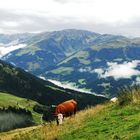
[1,29,140,97]
[0,29,140,139]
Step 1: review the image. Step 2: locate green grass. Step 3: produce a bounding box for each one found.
[118,86,140,106]
[1,86,140,140]
[27,62,40,71]
[16,45,41,56]
[11,102,140,140]
[0,92,42,123]
[97,82,111,88]
[91,39,130,51]
[78,79,86,85]
[51,67,74,74]
[58,50,90,65]
[58,105,140,140]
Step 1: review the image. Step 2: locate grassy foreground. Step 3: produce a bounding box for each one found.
[0,102,139,140]
[0,86,140,140]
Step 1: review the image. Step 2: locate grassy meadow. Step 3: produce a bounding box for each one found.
[0,86,140,140]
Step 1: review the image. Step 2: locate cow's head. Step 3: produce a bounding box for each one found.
[56,113,64,125]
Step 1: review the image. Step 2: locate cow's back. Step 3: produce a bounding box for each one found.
[55,99,77,116]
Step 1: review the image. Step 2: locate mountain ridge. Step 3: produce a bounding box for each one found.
[2,29,140,97]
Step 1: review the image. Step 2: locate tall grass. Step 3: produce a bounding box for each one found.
[4,96,140,140]
[16,105,106,140]
[118,85,140,105]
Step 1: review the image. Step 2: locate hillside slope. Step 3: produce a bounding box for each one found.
[0,59,108,133]
[0,60,107,108]
[0,92,43,123]
[1,100,140,140]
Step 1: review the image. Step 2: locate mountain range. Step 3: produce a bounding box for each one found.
[1,29,140,97]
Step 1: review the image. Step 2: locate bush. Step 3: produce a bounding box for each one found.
[118,85,140,106]
[33,104,49,114]
[33,104,56,122]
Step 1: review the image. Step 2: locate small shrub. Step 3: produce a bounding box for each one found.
[33,104,49,114]
[33,104,55,121]
[118,85,140,106]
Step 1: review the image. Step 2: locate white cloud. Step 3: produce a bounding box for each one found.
[0,0,140,36]
[78,67,105,75]
[39,76,46,80]
[47,79,105,97]
[103,61,140,79]
[94,68,104,76]
[93,60,140,80]
[78,61,140,80]
[0,0,139,23]
[78,67,92,73]
[0,43,27,57]
[2,21,19,27]
[135,77,140,85]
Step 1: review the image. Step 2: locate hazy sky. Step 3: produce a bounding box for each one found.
[0,0,140,36]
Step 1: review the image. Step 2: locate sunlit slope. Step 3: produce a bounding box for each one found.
[2,102,140,140]
[0,92,42,123]
[4,86,140,140]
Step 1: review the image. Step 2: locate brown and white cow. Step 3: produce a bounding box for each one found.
[55,99,77,125]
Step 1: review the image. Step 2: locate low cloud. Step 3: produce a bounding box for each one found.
[78,67,92,73]
[47,79,105,97]
[103,61,140,79]
[48,79,91,93]
[93,68,104,76]
[0,43,27,58]
[0,0,140,36]
[135,77,140,85]
[79,60,140,80]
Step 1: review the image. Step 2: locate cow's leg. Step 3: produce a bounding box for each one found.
[74,108,76,115]
[56,118,59,126]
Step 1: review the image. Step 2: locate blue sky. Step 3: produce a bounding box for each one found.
[0,0,140,36]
